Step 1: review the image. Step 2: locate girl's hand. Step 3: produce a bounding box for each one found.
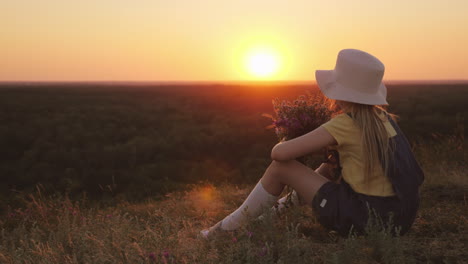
[323,149,342,182]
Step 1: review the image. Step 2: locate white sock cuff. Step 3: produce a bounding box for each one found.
[258,181,278,199]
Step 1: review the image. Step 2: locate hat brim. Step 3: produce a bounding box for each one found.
[315,70,388,105]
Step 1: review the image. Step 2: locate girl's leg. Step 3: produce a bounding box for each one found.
[200,179,278,238]
[201,160,329,238]
[274,162,331,212]
[261,160,329,206]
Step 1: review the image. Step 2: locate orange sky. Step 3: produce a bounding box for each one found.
[1,0,467,81]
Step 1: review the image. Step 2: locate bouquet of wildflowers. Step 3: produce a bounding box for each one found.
[264,93,341,181]
[264,93,334,141]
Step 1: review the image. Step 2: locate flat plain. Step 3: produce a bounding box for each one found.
[0,82,466,263]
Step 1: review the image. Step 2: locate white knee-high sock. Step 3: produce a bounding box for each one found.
[256,190,300,221]
[220,181,278,230]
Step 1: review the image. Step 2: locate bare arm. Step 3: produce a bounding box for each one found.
[271,126,337,161]
[315,162,332,179]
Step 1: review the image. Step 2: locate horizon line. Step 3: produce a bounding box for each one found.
[1,79,468,85]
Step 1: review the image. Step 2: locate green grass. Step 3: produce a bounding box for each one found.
[1,133,466,264]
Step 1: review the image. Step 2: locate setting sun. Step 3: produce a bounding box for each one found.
[245,48,281,79]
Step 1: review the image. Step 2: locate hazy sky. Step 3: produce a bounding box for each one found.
[1,0,467,81]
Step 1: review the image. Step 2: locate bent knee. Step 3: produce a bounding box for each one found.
[269,160,299,175]
[270,159,296,167]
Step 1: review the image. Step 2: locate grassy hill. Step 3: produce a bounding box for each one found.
[0,134,466,263]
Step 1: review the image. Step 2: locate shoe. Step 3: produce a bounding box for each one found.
[199,221,223,240]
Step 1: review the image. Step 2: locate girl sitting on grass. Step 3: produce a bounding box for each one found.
[200,49,424,238]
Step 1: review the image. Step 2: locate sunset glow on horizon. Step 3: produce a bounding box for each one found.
[1,0,468,82]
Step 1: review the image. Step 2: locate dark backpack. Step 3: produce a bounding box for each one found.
[344,113,425,209]
[384,117,425,208]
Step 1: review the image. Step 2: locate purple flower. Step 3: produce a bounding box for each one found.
[162,250,170,258]
[274,119,287,127]
[258,246,267,257]
[300,113,311,122]
[267,94,333,141]
[232,237,238,243]
[291,119,302,129]
[148,252,156,261]
[247,231,253,238]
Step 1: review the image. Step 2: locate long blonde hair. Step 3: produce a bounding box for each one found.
[335,100,396,187]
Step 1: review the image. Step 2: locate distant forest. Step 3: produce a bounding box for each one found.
[1,83,467,209]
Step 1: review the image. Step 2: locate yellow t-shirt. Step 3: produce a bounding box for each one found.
[321,113,396,197]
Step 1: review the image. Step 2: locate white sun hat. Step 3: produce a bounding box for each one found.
[315,49,388,105]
